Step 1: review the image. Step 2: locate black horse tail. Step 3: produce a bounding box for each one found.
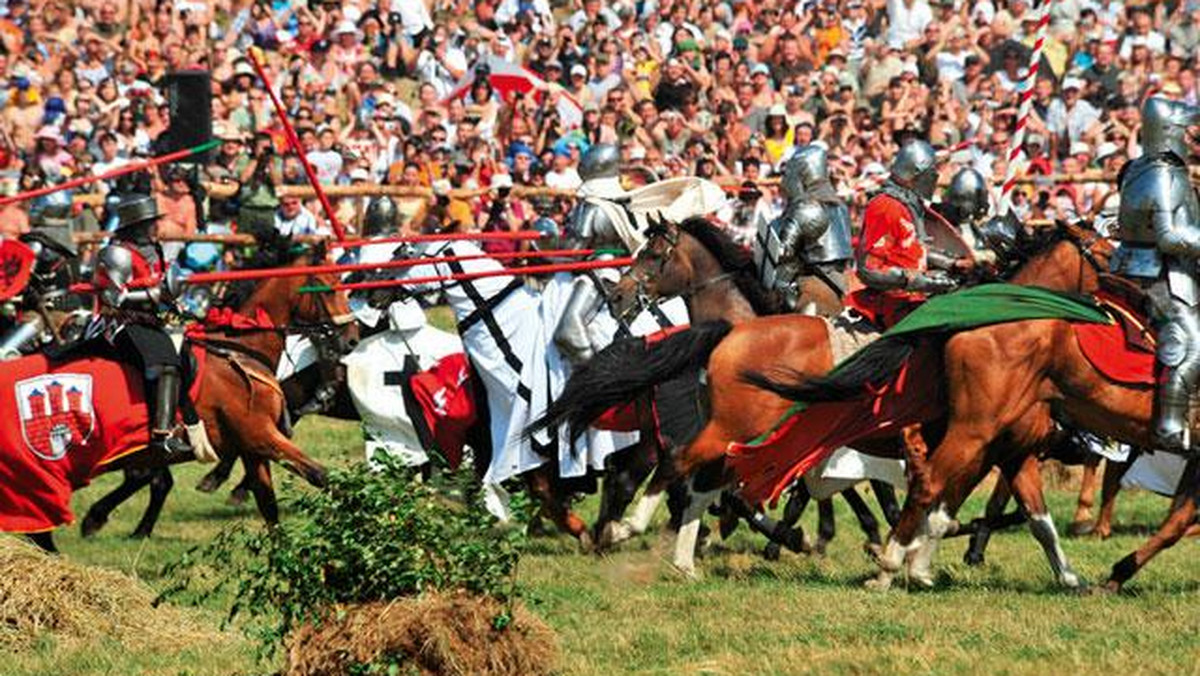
[528,320,734,440]
[741,335,917,403]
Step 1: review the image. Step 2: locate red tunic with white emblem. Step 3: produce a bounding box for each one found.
[848,193,929,328]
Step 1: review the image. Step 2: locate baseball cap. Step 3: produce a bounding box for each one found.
[570,63,588,78]
[1095,142,1120,162]
[1069,141,1091,156]
[349,168,371,181]
[751,63,771,76]
[1062,76,1085,91]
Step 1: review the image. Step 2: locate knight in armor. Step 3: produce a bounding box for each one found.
[92,194,191,456]
[553,143,629,364]
[850,140,971,328]
[754,144,853,313]
[939,167,998,266]
[1112,97,1200,452]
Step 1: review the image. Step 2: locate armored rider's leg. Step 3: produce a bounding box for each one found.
[1154,261,1200,453]
[554,276,605,365]
[295,332,343,417]
[148,366,192,456]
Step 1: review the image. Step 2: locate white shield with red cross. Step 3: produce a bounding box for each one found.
[15,374,95,461]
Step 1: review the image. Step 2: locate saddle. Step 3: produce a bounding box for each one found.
[1073,277,1157,386]
[1096,274,1156,354]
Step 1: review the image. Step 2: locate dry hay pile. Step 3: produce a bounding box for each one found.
[286,593,558,676]
[0,536,224,652]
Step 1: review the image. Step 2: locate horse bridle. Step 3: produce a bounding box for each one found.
[618,223,736,320]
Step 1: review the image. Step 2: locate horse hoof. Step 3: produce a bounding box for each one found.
[1067,520,1095,537]
[577,530,595,554]
[227,488,249,507]
[864,575,893,592]
[80,514,106,538]
[763,543,782,561]
[673,565,701,581]
[963,550,985,567]
[195,476,221,493]
[718,511,739,540]
[1095,527,1112,540]
[909,573,936,590]
[129,529,152,540]
[811,540,828,558]
[782,528,811,554]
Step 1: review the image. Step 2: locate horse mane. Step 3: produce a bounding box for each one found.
[675,217,782,316]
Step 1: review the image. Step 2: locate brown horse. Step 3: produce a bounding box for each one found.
[538,220,1112,577]
[755,224,1157,590]
[38,261,353,550]
[598,218,898,555]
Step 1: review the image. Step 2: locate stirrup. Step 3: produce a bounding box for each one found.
[1155,425,1192,456]
[149,431,192,458]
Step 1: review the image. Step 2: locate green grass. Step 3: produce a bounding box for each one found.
[15,416,1200,675]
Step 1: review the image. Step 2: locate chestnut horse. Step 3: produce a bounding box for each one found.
[538,221,1111,577]
[598,218,899,555]
[69,261,354,544]
[754,223,1146,590]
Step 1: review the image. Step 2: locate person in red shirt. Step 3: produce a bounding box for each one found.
[849,140,972,328]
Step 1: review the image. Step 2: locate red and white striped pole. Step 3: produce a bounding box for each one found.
[998,0,1052,215]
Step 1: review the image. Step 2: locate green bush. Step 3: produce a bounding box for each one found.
[161,458,529,655]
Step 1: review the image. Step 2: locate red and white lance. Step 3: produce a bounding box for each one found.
[998,0,1052,215]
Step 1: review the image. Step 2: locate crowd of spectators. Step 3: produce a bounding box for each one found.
[2,0,1199,246]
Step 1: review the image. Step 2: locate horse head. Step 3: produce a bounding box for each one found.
[609,220,694,321]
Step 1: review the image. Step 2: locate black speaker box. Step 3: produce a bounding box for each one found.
[164,70,213,161]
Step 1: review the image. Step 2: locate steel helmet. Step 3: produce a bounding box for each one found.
[115,193,162,231]
[890,140,938,199]
[578,143,621,182]
[363,196,398,237]
[1141,96,1200,158]
[792,144,830,192]
[944,168,990,222]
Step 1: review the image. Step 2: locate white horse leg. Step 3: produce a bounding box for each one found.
[672,485,722,579]
[867,513,929,591]
[907,503,953,588]
[1027,512,1084,589]
[605,491,664,545]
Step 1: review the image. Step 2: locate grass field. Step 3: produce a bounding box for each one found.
[12,415,1200,676]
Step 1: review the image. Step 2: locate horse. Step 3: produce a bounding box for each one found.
[369,236,650,543]
[69,256,355,543]
[594,217,901,556]
[535,219,1112,577]
[750,222,1136,590]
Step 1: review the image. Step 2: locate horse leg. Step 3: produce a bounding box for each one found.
[874,425,987,591]
[842,485,884,548]
[130,467,174,539]
[81,468,156,538]
[870,479,902,527]
[814,498,836,556]
[964,474,1011,567]
[242,457,279,525]
[1096,453,1134,540]
[764,481,814,561]
[26,531,56,553]
[524,464,590,547]
[1069,453,1102,536]
[227,473,252,506]
[196,455,237,493]
[1103,458,1200,593]
[672,471,723,579]
[595,439,657,549]
[1006,454,1084,589]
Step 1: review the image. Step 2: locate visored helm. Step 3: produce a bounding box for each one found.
[891,140,938,200]
[977,212,1020,265]
[791,144,829,192]
[1141,96,1200,158]
[578,143,621,182]
[363,196,398,237]
[944,168,990,223]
